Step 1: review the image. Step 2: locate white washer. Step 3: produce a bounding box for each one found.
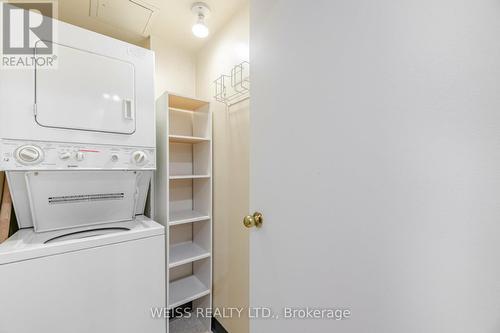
[0,216,166,333]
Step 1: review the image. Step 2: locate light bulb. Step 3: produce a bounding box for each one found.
[192,20,209,38]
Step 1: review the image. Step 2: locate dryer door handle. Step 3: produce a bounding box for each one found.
[123,99,134,120]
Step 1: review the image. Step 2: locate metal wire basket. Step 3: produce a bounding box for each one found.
[213,61,250,107]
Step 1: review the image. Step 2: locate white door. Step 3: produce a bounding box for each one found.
[250,1,500,332]
[35,41,135,134]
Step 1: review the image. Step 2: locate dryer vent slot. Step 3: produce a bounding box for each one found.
[25,171,139,232]
[48,193,125,205]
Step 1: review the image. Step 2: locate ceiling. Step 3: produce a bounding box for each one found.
[57,0,248,51]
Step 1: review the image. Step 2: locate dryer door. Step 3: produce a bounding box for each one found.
[34,41,136,134]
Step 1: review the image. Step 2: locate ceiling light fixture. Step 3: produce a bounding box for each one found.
[191,2,210,38]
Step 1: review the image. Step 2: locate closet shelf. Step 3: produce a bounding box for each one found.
[169,94,208,112]
[169,242,210,268]
[169,210,210,226]
[169,175,210,180]
[169,107,197,114]
[169,135,210,144]
[169,275,210,309]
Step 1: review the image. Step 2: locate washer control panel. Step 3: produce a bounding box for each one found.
[0,139,156,170]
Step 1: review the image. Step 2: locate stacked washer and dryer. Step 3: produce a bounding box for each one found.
[0,18,166,333]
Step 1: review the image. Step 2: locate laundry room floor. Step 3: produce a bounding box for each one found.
[169,315,211,333]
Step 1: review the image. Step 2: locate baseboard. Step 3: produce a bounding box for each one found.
[211,318,229,333]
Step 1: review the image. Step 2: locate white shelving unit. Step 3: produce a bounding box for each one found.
[155,93,212,333]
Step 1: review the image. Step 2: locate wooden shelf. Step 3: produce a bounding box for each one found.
[169,107,200,115]
[169,94,209,111]
[169,242,210,268]
[169,210,210,226]
[169,275,210,309]
[169,175,210,180]
[169,135,210,144]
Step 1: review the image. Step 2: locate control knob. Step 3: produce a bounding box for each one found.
[59,152,72,160]
[75,152,85,161]
[131,151,147,165]
[15,145,43,165]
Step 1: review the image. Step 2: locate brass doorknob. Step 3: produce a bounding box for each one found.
[243,212,263,228]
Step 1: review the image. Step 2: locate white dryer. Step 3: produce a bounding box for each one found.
[0,15,166,333]
[0,17,155,148]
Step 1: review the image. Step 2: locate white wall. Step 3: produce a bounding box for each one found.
[151,35,196,98]
[196,5,250,333]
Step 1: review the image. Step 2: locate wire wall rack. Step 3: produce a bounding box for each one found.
[213,61,250,107]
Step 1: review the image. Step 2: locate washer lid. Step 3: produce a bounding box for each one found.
[0,216,164,265]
